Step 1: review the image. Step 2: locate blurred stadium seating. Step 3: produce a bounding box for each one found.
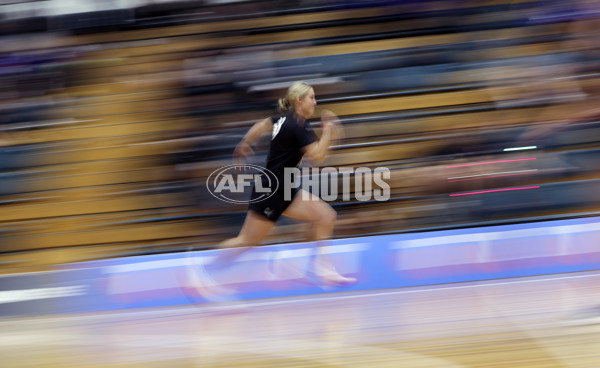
[1,0,600,273]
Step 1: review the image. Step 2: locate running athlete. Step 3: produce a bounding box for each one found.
[192,81,356,298]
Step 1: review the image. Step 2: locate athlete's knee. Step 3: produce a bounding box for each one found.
[318,205,337,228]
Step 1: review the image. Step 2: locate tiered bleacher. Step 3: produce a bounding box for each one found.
[1,0,599,273]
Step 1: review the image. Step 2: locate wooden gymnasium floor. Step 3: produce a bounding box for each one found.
[2,271,600,367]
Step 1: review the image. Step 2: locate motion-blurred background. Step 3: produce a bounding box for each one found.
[2,0,600,273]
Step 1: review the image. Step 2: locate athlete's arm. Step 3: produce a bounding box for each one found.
[303,110,338,163]
[234,117,273,164]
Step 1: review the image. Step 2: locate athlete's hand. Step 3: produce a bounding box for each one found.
[233,140,254,167]
[320,110,344,145]
[321,109,339,125]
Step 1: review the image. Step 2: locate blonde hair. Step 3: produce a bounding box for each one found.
[278,81,313,112]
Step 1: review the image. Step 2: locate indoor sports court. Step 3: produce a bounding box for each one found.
[2,270,599,368]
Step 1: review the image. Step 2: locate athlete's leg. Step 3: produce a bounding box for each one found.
[210,210,275,268]
[284,189,336,236]
[185,210,275,300]
[282,189,356,286]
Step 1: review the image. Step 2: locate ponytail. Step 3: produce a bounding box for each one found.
[278,97,292,112]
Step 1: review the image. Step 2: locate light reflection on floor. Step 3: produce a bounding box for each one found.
[2,271,600,367]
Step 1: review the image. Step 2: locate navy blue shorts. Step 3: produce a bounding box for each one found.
[248,186,300,222]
